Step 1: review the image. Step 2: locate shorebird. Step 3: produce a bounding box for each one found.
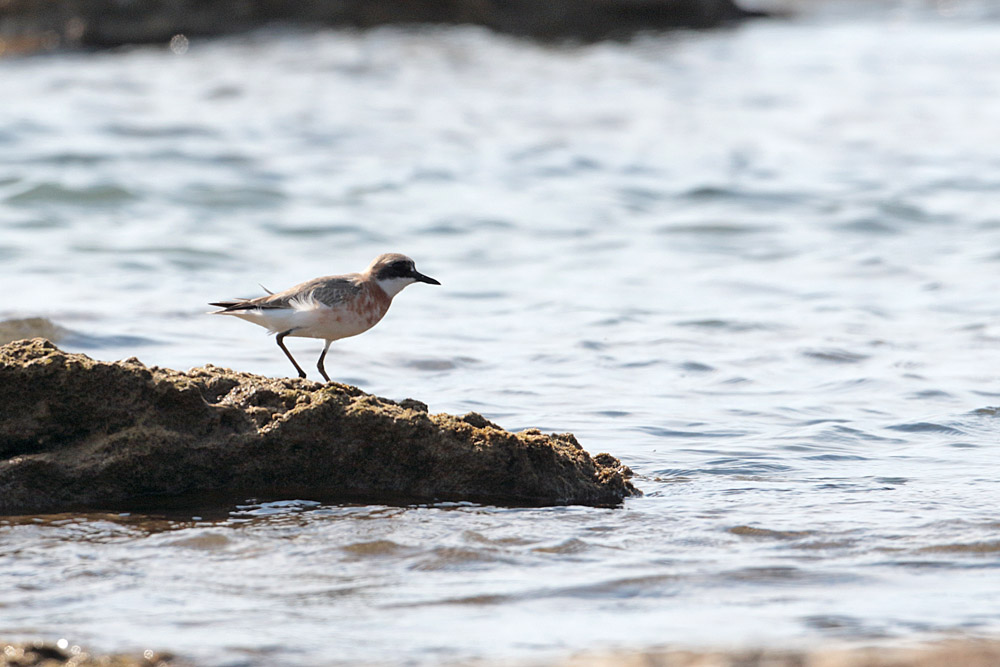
[209,253,440,382]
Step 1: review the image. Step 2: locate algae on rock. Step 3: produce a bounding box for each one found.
[0,338,637,514]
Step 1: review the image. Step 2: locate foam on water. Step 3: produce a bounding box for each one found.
[1,5,1000,665]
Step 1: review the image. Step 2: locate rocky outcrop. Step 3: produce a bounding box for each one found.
[0,339,636,515]
[0,0,760,53]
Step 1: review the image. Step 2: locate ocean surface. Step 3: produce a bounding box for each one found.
[2,2,1000,665]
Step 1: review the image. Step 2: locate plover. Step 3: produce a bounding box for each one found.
[210,253,440,381]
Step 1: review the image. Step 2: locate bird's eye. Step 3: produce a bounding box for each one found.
[393,261,409,272]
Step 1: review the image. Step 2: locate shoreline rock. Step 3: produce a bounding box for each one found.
[0,642,179,666]
[5,639,1000,667]
[0,0,762,54]
[0,338,637,515]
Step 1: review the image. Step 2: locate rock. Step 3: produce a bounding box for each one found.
[7,639,1000,667]
[0,641,181,666]
[0,318,71,346]
[0,0,761,54]
[0,339,637,515]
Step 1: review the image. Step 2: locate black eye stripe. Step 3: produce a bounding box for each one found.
[378,261,413,280]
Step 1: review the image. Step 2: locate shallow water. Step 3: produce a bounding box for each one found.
[2,3,1000,665]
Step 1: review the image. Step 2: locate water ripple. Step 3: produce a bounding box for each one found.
[637,425,748,439]
[886,422,967,435]
[103,123,217,138]
[177,184,286,209]
[801,348,870,364]
[5,182,137,206]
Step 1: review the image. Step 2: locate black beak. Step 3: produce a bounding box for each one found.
[412,270,440,285]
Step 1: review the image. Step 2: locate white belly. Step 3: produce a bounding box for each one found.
[225,297,386,341]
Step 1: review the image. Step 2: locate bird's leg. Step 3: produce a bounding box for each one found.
[276,330,307,379]
[317,340,333,383]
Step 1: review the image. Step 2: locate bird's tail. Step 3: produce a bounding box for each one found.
[208,299,255,313]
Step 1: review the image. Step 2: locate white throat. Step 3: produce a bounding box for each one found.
[376,276,416,298]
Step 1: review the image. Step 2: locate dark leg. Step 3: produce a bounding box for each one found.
[276,330,307,378]
[317,340,332,382]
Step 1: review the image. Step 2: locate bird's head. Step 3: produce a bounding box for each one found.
[368,253,440,297]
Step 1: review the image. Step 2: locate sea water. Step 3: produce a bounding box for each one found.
[1,3,999,664]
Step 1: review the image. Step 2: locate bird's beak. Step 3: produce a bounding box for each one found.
[412,270,441,285]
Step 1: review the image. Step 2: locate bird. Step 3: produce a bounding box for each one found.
[209,253,440,382]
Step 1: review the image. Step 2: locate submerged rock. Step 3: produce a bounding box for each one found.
[0,339,636,515]
[0,317,70,346]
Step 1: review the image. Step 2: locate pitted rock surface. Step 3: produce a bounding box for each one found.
[0,339,637,514]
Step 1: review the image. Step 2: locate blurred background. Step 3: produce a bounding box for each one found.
[2,1,1000,665]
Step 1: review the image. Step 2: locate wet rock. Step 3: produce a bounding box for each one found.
[0,0,760,54]
[6,639,1000,667]
[0,641,180,666]
[0,318,70,346]
[0,339,637,515]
